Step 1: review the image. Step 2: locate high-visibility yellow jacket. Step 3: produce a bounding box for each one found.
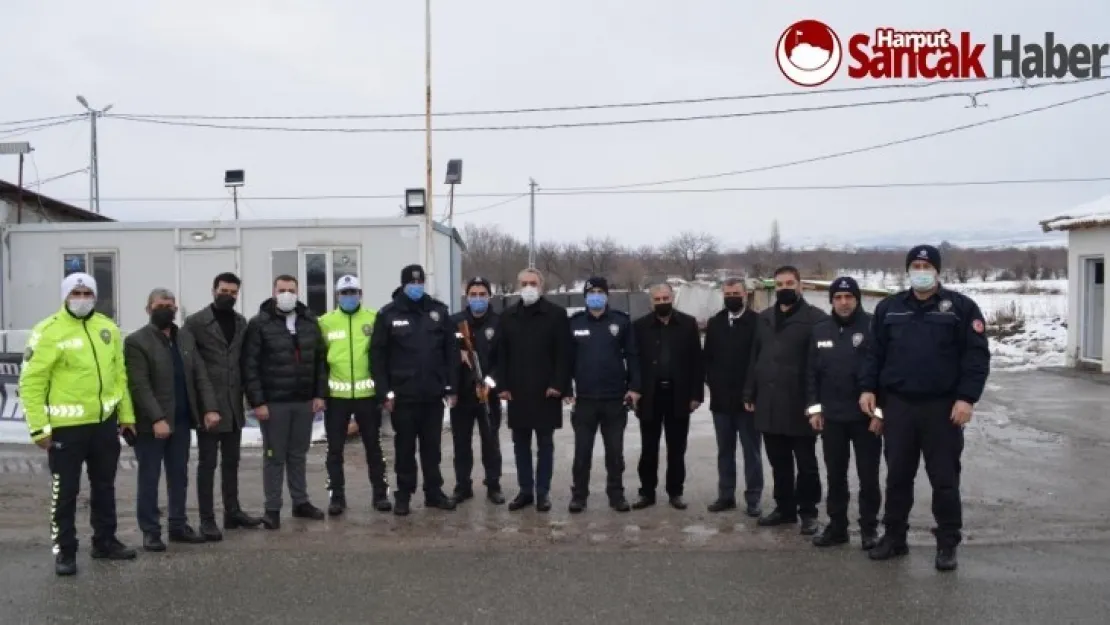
[19,305,135,442]
[319,306,377,399]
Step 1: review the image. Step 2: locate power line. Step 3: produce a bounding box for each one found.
[29,167,89,187]
[453,193,529,216]
[0,114,83,127]
[545,87,1110,191]
[0,118,82,141]
[101,78,1108,134]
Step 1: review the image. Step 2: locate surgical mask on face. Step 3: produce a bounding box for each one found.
[468,297,489,314]
[403,283,425,301]
[67,298,95,318]
[150,307,176,330]
[585,293,607,310]
[909,269,937,291]
[338,295,360,313]
[776,289,799,306]
[275,292,297,312]
[520,286,540,306]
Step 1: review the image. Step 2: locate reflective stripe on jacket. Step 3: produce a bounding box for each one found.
[319,306,377,399]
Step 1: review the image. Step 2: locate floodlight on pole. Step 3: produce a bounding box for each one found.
[76,95,113,214]
[444,158,462,226]
[0,142,33,224]
[225,169,245,219]
[405,188,427,215]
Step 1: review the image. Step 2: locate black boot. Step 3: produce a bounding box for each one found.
[568,498,587,513]
[799,516,820,536]
[373,491,393,512]
[91,538,137,560]
[292,502,325,520]
[668,496,688,510]
[486,488,506,505]
[610,497,631,512]
[54,552,77,576]
[707,499,737,513]
[535,495,552,512]
[394,495,411,516]
[757,508,798,527]
[812,524,850,547]
[200,519,223,542]
[868,534,909,560]
[328,495,347,517]
[261,511,281,530]
[508,493,535,511]
[225,509,263,529]
[453,486,474,503]
[631,494,656,510]
[426,492,457,511]
[143,533,167,552]
[169,525,207,544]
[861,528,879,551]
[935,546,958,571]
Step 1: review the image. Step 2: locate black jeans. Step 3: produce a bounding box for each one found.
[325,397,388,499]
[48,416,121,556]
[450,401,502,491]
[571,399,628,501]
[391,401,445,498]
[822,419,882,532]
[197,428,243,521]
[512,427,555,498]
[135,424,192,535]
[882,394,964,547]
[637,386,690,498]
[763,433,821,519]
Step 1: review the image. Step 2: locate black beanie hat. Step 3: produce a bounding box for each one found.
[583,276,609,295]
[401,264,425,285]
[906,245,941,271]
[466,276,491,293]
[829,276,861,302]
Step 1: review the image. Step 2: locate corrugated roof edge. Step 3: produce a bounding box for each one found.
[1039,214,1110,232]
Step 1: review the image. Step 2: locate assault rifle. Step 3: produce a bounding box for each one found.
[457,319,493,431]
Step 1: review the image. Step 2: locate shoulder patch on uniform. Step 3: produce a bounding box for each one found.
[429,310,440,322]
[938,299,952,312]
[484,327,495,340]
[852,332,864,347]
[99,328,112,344]
[362,324,372,336]
[972,319,985,334]
[609,323,620,336]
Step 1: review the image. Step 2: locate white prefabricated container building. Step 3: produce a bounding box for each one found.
[0,217,465,352]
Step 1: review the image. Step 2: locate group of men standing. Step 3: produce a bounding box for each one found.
[20,243,989,577]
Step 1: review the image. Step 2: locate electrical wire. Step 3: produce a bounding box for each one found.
[453,193,530,216]
[28,167,89,187]
[0,117,83,141]
[101,77,1108,134]
[0,114,83,127]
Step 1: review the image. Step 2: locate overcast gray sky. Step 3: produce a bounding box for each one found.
[2,0,1107,249]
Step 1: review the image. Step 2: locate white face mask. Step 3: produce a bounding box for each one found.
[909,269,937,291]
[520,286,540,306]
[67,298,95,318]
[275,291,298,312]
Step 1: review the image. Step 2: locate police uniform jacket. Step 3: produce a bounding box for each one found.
[492,297,572,430]
[860,286,990,404]
[569,308,641,401]
[805,308,872,423]
[703,307,758,414]
[743,298,829,437]
[451,308,501,414]
[632,310,704,421]
[370,288,460,403]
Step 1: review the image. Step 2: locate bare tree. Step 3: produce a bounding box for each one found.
[579,236,620,277]
[768,220,783,266]
[613,249,649,290]
[663,231,720,281]
[536,242,568,290]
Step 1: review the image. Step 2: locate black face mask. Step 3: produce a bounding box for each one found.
[150,308,176,330]
[775,289,799,306]
[724,296,745,313]
[213,294,236,311]
[654,303,673,317]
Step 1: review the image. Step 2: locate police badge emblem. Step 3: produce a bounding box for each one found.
[939,300,952,312]
[609,324,619,336]
[852,333,863,347]
[484,327,495,340]
[99,328,111,344]
[429,311,440,322]
[362,324,372,336]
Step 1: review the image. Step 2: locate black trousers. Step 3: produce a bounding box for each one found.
[882,394,964,548]
[48,416,121,556]
[822,419,882,532]
[325,397,388,498]
[638,385,689,498]
[571,399,627,501]
[449,401,502,491]
[391,401,444,498]
[197,428,243,521]
[763,432,821,518]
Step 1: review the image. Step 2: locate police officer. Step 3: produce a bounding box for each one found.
[19,273,138,575]
[860,245,990,572]
[449,277,505,505]
[319,275,392,516]
[806,277,882,550]
[567,277,640,513]
[370,264,459,516]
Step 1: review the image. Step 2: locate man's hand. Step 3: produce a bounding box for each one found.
[868,416,884,436]
[254,405,270,421]
[809,413,824,432]
[203,412,221,431]
[624,391,640,406]
[120,424,136,439]
[859,392,877,416]
[498,390,512,401]
[689,400,701,412]
[545,388,561,398]
[35,436,51,451]
[312,398,326,413]
[446,395,458,408]
[346,420,359,436]
[950,400,974,427]
[563,396,575,406]
[383,399,395,413]
[153,420,170,439]
[743,402,755,413]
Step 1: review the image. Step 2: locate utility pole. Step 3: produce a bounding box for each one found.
[528,178,538,268]
[232,186,240,220]
[76,95,112,214]
[423,0,436,292]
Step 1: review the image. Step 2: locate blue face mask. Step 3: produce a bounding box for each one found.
[585,293,607,310]
[468,297,489,314]
[403,283,425,301]
[909,269,937,291]
[338,295,360,313]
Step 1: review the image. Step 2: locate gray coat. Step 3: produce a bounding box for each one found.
[184,305,248,431]
[742,299,829,437]
[124,324,218,434]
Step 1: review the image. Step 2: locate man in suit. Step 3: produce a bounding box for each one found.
[631,283,705,510]
[184,272,262,540]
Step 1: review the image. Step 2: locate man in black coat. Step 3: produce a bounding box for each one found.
[449,276,504,505]
[631,283,704,511]
[806,276,883,550]
[370,264,459,516]
[704,277,763,517]
[492,268,572,513]
[242,274,329,529]
[743,265,829,535]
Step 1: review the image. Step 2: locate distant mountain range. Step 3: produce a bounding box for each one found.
[786,227,1065,250]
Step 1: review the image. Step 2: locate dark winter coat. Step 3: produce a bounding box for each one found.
[184,304,248,431]
[703,307,758,414]
[806,308,873,422]
[450,308,501,413]
[569,308,640,401]
[370,289,459,403]
[743,298,829,437]
[124,324,218,434]
[632,310,704,421]
[241,299,327,407]
[493,297,572,430]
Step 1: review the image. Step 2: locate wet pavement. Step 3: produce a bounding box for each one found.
[1,369,1109,623]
